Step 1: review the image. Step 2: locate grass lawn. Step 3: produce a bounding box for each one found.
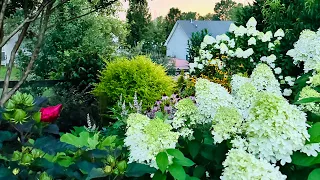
[0,66,20,80]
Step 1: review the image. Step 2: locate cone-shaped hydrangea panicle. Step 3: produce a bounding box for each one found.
[195,78,233,124]
[172,98,202,140]
[221,149,286,180]
[250,64,282,95]
[244,92,309,165]
[211,106,243,144]
[124,113,179,168]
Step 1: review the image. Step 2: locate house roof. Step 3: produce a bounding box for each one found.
[173,58,189,70]
[165,20,233,46]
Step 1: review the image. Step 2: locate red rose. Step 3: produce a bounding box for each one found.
[40,104,63,123]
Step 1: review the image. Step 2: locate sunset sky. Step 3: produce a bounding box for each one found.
[118,0,254,20]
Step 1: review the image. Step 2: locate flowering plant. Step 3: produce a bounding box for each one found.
[189,17,297,96]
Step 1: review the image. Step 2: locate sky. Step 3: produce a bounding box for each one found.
[118,0,254,20]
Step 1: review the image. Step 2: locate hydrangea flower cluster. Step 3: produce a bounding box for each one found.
[211,106,243,144]
[195,78,233,124]
[171,98,202,139]
[124,113,179,168]
[287,29,320,73]
[221,149,286,180]
[245,92,309,165]
[184,64,310,176]
[250,63,282,95]
[188,17,296,96]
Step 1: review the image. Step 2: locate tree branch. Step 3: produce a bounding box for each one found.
[0,0,9,27]
[0,0,54,48]
[47,0,118,29]
[0,2,53,106]
[1,22,30,97]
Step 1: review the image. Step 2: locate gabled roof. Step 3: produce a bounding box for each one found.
[165,20,233,46]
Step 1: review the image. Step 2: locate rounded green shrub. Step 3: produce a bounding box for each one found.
[93,56,176,109]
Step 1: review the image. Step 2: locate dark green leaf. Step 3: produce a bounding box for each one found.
[43,124,60,135]
[34,136,75,155]
[152,170,167,180]
[166,149,184,159]
[294,97,320,105]
[0,131,16,148]
[186,175,200,180]
[188,141,201,159]
[156,152,169,173]
[125,163,157,177]
[168,164,186,180]
[172,157,195,167]
[193,165,206,178]
[308,168,320,180]
[0,167,14,178]
[86,168,107,180]
[309,123,320,143]
[292,152,320,166]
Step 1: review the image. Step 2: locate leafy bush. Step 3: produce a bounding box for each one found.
[93,56,176,109]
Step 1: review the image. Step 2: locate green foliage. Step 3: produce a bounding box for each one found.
[187,29,209,62]
[18,0,127,91]
[126,0,151,47]
[93,56,176,109]
[214,0,242,20]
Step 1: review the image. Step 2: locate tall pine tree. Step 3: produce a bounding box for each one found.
[126,0,151,47]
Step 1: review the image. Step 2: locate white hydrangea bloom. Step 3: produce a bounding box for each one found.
[235,48,244,58]
[300,143,320,157]
[282,88,292,97]
[221,149,287,180]
[243,48,254,58]
[172,98,202,140]
[234,25,247,37]
[203,35,216,45]
[268,42,275,50]
[250,64,282,95]
[195,78,234,124]
[189,63,197,73]
[274,67,282,74]
[211,106,244,144]
[233,82,258,119]
[200,42,207,49]
[228,39,236,48]
[231,74,251,94]
[219,43,229,54]
[245,92,309,165]
[247,27,259,36]
[287,29,320,72]
[248,37,257,45]
[259,31,273,42]
[124,114,179,168]
[274,29,285,39]
[229,23,237,32]
[246,17,257,28]
[216,34,230,43]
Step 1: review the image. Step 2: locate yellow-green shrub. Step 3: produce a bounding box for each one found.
[93,56,176,109]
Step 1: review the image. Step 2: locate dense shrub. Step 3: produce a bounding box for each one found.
[93,56,176,109]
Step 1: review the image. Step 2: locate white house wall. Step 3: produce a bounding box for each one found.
[1,33,19,66]
[166,24,189,60]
